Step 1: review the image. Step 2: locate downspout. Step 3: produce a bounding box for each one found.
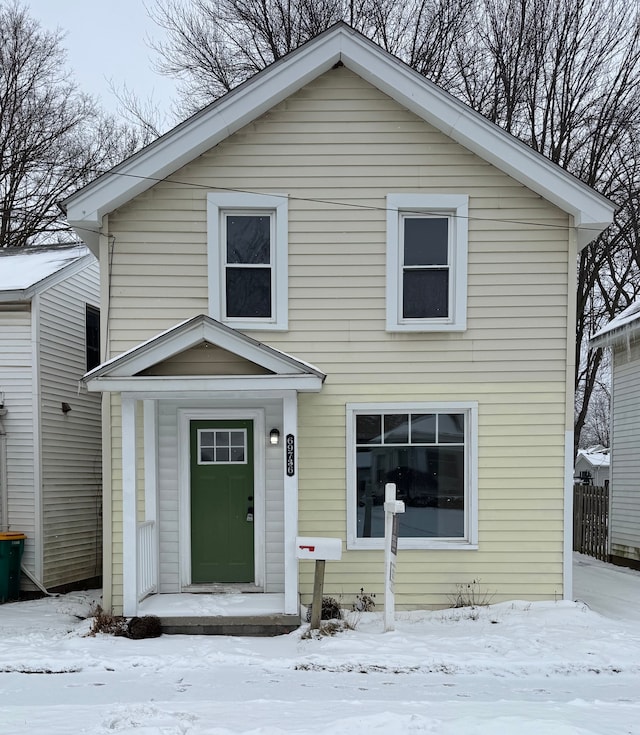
[0,402,7,530]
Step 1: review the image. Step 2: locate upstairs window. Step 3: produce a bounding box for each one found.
[386,194,468,332]
[85,304,100,371]
[224,212,273,319]
[208,193,288,330]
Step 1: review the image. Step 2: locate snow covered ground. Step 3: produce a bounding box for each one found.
[0,554,638,734]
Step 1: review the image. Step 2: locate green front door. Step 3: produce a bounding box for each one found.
[190,420,255,583]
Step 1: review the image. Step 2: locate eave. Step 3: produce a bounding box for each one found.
[63,24,615,255]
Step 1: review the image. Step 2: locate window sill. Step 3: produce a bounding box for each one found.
[386,321,467,333]
[347,539,478,551]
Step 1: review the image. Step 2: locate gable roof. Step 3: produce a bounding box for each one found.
[575,448,610,470]
[589,299,640,349]
[63,23,615,255]
[83,314,325,393]
[0,244,94,302]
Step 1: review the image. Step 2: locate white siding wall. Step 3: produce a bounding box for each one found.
[157,398,285,593]
[0,306,35,573]
[38,261,102,588]
[610,339,640,563]
[105,67,571,610]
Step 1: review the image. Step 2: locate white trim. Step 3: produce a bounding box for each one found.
[178,409,266,589]
[143,400,159,593]
[64,25,613,255]
[83,314,324,381]
[346,401,478,551]
[121,396,138,615]
[282,391,299,613]
[87,375,323,393]
[31,293,43,581]
[386,194,468,332]
[207,193,289,331]
[563,430,573,600]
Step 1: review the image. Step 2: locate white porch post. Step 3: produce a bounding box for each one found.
[143,400,159,593]
[121,395,138,616]
[283,390,299,614]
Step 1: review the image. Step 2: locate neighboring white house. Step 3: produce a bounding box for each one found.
[590,299,640,570]
[0,244,102,593]
[575,447,610,487]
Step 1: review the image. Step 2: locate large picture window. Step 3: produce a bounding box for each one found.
[347,402,478,550]
[386,194,468,332]
[207,192,288,330]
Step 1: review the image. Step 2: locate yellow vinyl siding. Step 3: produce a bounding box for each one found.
[140,343,272,376]
[104,65,571,611]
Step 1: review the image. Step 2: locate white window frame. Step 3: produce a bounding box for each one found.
[207,192,288,330]
[386,194,468,332]
[346,401,478,551]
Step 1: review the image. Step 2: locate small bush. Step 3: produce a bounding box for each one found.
[302,619,354,639]
[449,579,494,609]
[87,604,128,637]
[305,595,343,622]
[352,587,376,612]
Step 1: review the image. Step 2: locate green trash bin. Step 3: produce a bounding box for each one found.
[0,532,26,603]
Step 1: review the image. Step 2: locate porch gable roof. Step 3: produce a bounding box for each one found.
[83,314,325,392]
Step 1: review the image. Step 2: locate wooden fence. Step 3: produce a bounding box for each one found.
[573,484,609,561]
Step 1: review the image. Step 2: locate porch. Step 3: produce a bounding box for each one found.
[137,590,300,635]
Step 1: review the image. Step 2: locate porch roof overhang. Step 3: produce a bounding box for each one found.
[83,314,326,394]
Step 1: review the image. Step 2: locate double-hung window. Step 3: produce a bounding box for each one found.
[207,193,288,330]
[346,402,478,550]
[386,194,468,331]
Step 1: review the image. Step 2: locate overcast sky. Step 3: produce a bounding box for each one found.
[25,0,179,118]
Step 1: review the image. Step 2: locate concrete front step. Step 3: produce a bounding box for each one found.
[160,614,301,636]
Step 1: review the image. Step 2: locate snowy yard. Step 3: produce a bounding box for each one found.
[0,554,638,734]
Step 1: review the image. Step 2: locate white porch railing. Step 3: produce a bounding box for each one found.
[137,520,157,601]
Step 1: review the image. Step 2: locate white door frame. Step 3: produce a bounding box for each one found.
[178,408,266,589]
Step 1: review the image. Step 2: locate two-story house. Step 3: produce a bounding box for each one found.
[63,24,614,630]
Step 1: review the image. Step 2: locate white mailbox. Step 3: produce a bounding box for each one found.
[295,536,342,561]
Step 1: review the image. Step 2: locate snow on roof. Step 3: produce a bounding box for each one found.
[590,298,640,347]
[0,244,90,293]
[576,448,610,468]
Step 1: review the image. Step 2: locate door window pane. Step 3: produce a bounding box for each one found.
[198,429,247,464]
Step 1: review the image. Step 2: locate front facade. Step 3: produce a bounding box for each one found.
[0,245,102,592]
[590,301,640,569]
[65,25,614,617]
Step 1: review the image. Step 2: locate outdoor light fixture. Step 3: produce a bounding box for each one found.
[270,428,280,446]
[61,402,72,414]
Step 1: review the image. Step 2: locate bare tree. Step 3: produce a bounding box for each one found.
[0,2,149,248]
[148,0,474,114]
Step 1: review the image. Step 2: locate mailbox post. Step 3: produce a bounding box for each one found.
[383,482,405,632]
[296,537,342,630]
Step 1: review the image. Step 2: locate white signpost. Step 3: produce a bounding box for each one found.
[383,482,405,632]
